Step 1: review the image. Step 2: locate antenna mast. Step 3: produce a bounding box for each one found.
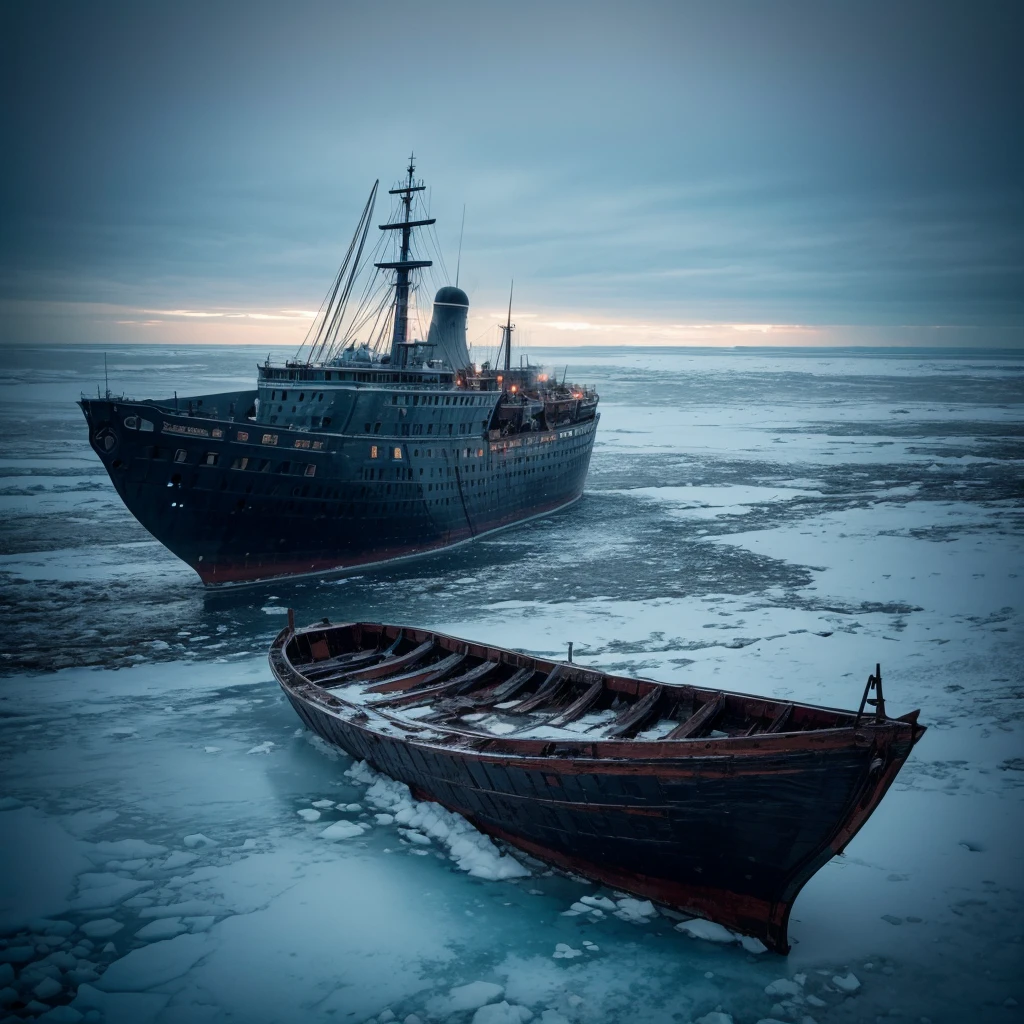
[455,204,466,288]
[497,280,514,385]
[375,154,434,363]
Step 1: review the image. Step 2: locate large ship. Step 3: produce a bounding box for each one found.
[79,158,599,585]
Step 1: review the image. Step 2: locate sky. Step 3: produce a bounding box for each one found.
[1,0,1022,349]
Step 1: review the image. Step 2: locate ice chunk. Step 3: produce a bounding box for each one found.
[472,1002,533,1024]
[311,800,335,809]
[161,851,198,870]
[831,972,861,993]
[87,840,166,861]
[676,918,735,943]
[42,951,77,971]
[341,803,362,812]
[247,741,275,754]
[579,895,616,911]
[139,900,218,919]
[320,820,368,841]
[135,917,186,940]
[399,829,431,846]
[739,935,768,954]
[70,873,151,910]
[765,979,802,997]
[374,813,395,825]
[80,919,123,939]
[182,833,216,848]
[34,976,64,1000]
[297,809,321,822]
[613,898,656,922]
[96,933,211,992]
[552,943,582,959]
[426,980,505,1015]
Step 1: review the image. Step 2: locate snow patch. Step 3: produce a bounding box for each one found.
[320,820,368,841]
[344,760,529,880]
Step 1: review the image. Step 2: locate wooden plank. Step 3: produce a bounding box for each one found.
[506,666,565,714]
[315,639,433,686]
[665,693,726,740]
[361,653,466,694]
[764,703,794,734]
[367,659,497,707]
[473,667,535,706]
[548,678,604,727]
[304,632,403,679]
[606,685,664,738]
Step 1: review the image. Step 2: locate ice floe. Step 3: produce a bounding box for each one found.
[425,980,504,1014]
[320,820,368,841]
[832,971,861,993]
[472,1002,533,1024]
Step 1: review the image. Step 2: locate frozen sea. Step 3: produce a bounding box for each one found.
[0,344,1022,1024]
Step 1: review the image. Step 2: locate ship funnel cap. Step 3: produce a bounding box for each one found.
[433,285,469,307]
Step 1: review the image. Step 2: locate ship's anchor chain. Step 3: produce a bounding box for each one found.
[855,662,886,724]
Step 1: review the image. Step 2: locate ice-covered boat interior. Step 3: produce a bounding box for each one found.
[282,622,890,745]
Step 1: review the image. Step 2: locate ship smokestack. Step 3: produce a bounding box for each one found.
[426,285,471,369]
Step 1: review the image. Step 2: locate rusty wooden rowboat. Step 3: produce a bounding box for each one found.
[270,614,925,953]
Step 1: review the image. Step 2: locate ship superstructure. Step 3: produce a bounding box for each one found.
[80,158,600,585]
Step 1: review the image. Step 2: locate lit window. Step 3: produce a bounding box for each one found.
[393,447,402,460]
[370,446,378,459]
[304,464,316,477]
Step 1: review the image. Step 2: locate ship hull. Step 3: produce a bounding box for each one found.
[80,397,598,585]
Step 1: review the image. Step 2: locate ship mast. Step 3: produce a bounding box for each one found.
[374,154,434,362]
[497,280,514,386]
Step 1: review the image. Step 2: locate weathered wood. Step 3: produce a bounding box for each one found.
[361,652,466,694]
[369,660,499,708]
[665,693,726,740]
[765,703,794,734]
[305,632,402,679]
[606,685,664,738]
[507,666,565,714]
[317,639,433,686]
[549,677,604,727]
